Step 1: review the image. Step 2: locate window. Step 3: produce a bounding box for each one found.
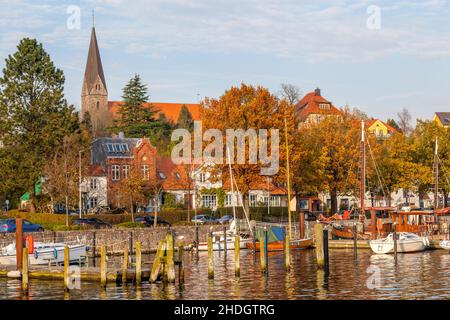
[319,103,330,110]
[202,195,217,208]
[250,194,257,207]
[271,196,281,207]
[96,101,100,110]
[225,194,232,206]
[175,172,181,180]
[89,197,98,209]
[142,165,150,180]
[121,144,129,152]
[114,144,121,153]
[89,178,98,190]
[111,165,120,181]
[106,144,114,152]
[122,165,130,179]
[158,172,166,179]
[199,173,206,182]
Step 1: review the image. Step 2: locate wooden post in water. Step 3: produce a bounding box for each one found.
[122,244,128,284]
[261,226,268,274]
[100,244,107,287]
[92,231,96,267]
[135,241,142,284]
[22,248,28,293]
[208,228,214,279]
[223,226,227,258]
[15,218,23,271]
[129,231,133,255]
[178,242,185,284]
[252,227,257,256]
[64,245,69,291]
[150,240,166,283]
[393,222,398,264]
[314,223,325,268]
[323,229,329,272]
[353,222,358,259]
[300,212,305,239]
[165,233,176,283]
[234,234,240,277]
[284,227,291,270]
[370,209,376,239]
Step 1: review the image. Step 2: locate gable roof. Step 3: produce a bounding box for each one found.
[83,27,107,92]
[108,101,200,123]
[87,165,106,177]
[435,112,450,126]
[156,157,192,190]
[365,119,398,133]
[295,88,342,119]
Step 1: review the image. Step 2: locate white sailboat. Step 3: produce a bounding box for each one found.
[0,242,88,266]
[196,148,254,252]
[369,232,430,254]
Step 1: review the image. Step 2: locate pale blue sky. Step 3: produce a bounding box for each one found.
[1,0,450,122]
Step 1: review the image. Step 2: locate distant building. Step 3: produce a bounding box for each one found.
[295,88,342,125]
[365,119,398,140]
[433,112,450,128]
[80,165,108,211]
[80,27,200,136]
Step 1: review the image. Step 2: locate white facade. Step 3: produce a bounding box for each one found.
[80,176,108,210]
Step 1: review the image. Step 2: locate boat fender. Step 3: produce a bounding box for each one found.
[25,235,34,254]
[54,248,58,259]
[34,250,38,259]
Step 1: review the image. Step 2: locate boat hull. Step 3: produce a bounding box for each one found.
[0,244,88,266]
[439,240,450,250]
[331,225,370,240]
[197,237,252,251]
[370,237,428,254]
[246,238,313,252]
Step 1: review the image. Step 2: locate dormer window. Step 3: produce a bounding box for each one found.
[199,173,206,182]
[319,103,330,110]
[175,172,181,180]
[158,172,166,179]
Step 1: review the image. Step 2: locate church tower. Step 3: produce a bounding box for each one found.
[81,27,111,136]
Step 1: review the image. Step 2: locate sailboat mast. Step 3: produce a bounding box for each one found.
[434,137,439,218]
[360,120,366,221]
[284,117,292,239]
[227,147,237,229]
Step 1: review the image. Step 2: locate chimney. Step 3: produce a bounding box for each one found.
[118,132,125,139]
[314,88,321,96]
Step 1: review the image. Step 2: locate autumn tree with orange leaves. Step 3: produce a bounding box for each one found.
[201,83,296,213]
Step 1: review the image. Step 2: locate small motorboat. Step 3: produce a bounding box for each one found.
[369,232,430,254]
[439,240,450,250]
[197,234,252,251]
[246,238,313,251]
[0,242,88,266]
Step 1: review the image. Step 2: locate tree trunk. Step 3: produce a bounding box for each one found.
[130,195,134,223]
[442,188,449,208]
[330,188,338,216]
[29,191,36,214]
[65,195,69,227]
[154,191,159,227]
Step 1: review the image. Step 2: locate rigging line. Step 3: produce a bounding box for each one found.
[231,172,253,236]
[437,155,450,188]
[366,138,388,200]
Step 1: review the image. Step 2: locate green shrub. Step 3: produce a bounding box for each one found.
[116,222,146,229]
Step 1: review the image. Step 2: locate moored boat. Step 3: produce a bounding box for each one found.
[369,232,429,254]
[330,223,371,240]
[439,240,450,250]
[246,238,313,251]
[0,242,88,266]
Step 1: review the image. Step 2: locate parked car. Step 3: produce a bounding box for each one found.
[0,219,44,233]
[72,218,112,229]
[53,204,78,215]
[135,216,171,227]
[217,215,234,224]
[191,215,217,224]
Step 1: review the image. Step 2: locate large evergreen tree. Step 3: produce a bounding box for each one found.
[177,104,194,131]
[0,38,79,213]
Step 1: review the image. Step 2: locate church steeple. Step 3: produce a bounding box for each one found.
[81,26,110,137]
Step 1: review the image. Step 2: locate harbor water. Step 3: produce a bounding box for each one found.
[0,249,449,300]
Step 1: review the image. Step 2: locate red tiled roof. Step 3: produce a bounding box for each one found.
[156,156,192,190]
[87,165,106,177]
[295,90,342,119]
[222,179,287,195]
[108,101,200,123]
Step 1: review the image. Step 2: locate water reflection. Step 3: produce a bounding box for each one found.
[0,250,449,300]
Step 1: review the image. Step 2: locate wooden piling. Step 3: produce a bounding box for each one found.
[284,228,291,271]
[129,231,133,254]
[234,235,240,277]
[178,242,185,284]
[393,222,398,264]
[208,229,214,279]
[323,229,329,271]
[260,226,268,274]
[371,209,376,239]
[264,227,269,275]
[150,240,166,283]
[252,227,257,256]
[100,244,107,287]
[314,223,325,268]
[92,231,96,267]
[165,233,176,283]
[135,241,142,284]
[64,245,69,291]
[15,218,23,271]
[22,248,28,292]
[122,245,128,284]
[223,226,227,258]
